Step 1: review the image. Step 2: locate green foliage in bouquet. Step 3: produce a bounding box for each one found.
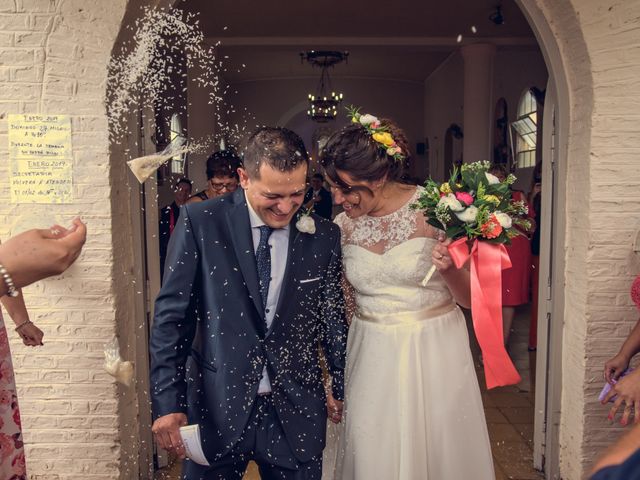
[412,161,531,244]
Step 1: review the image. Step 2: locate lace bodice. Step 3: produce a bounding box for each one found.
[335,187,424,254]
[335,186,454,316]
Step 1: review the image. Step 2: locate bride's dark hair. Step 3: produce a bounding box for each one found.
[320,118,412,192]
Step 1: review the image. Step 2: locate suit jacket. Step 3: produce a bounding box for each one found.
[150,188,347,463]
[304,186,333,219]
[158,201,181,281]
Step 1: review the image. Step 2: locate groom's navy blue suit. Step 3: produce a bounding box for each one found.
[150,188,347,476]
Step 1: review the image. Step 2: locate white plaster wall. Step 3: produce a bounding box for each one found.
[423,47,548,187]
[423,52,464,181]
[552,0,640,476]
[0,0,131,478]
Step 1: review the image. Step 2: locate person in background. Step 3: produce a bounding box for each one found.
[489,164,536,347]
[187,150,241,204]
[0,218,86,479]
[602,275,640,426]
[0,219,86,292]
[304,173,333,219]
[159,177,192,280]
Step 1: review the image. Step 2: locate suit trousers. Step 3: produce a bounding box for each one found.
[183,395,322,480]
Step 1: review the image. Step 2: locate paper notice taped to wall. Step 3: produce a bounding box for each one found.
[8,114,73,204]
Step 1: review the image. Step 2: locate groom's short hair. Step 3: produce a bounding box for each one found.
[243,127,309,179]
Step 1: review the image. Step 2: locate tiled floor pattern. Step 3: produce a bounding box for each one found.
[156,305,543,480]
[477,305,544,480]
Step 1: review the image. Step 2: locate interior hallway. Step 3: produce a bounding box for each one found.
[156,306,542,480]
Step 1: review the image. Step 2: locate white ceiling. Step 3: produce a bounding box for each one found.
[179,0,540,83]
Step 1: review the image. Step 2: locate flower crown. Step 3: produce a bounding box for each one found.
[346,106,406,163]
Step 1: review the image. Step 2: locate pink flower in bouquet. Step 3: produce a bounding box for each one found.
[455,191,474,206]
[480,214,503,239]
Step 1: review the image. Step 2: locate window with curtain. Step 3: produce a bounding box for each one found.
[511,90,538,169]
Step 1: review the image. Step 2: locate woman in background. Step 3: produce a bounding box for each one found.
[0,218,86,479]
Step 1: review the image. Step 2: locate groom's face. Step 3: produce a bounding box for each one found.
[239,162,308,229]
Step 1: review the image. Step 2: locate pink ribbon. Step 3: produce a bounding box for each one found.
[449,238,521,389]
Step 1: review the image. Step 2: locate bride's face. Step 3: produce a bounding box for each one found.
[328,170,382,218]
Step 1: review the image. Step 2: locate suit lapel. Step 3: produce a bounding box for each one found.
[226,191,265,331]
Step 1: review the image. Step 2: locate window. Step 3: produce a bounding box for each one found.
[170,113,185,174]
[511,90,538,169]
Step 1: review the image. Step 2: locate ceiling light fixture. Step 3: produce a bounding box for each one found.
[489,5,505,25]
[300,50,348,123]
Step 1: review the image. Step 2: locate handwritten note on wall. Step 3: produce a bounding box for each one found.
[8,114,73,204]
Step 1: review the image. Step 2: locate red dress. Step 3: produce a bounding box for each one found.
[0,313,26,479]
[502,191,532,306]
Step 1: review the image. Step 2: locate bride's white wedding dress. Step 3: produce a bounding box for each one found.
[331,187,494,480]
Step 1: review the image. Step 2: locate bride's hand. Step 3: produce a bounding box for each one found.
[326,391,344,424]
[432,236,454,273]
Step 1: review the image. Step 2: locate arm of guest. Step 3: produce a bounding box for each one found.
[0,219,86,294]
[1,292,44,346]
[319,233,349,402]
[605,318,640,383]
[150,206,200,418]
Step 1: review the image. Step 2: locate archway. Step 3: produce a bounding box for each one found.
[106,0,592,478]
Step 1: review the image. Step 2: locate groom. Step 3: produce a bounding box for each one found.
[150,127,347,479]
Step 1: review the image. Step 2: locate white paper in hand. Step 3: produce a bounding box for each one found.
[179,424,210,466]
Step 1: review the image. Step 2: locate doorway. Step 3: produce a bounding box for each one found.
[116,0,571,477]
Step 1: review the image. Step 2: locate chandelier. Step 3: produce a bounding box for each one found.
[301,50,348,123]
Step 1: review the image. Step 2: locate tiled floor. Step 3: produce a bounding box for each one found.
[157,305,543,480]
[477,305,544,480]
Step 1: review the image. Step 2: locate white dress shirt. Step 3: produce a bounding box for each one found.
[245,192,290,394]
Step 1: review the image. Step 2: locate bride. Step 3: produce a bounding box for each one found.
[320,113,494,479]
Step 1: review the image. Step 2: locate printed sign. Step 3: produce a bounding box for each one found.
[8,114,73,204]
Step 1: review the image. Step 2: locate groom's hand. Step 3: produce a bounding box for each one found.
[327,392,344,424]
[152,413,188,458]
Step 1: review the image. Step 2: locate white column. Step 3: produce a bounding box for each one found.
[461,43,496,163]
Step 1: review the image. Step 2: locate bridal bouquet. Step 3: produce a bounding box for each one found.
[413,160,530,252]
[412,160,526,388]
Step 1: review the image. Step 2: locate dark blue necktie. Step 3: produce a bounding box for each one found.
[256,225,273,314]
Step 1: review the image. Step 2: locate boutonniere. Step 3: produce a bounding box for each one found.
[295,208,316,234]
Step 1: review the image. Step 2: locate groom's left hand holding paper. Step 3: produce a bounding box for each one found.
[152,412,188,458]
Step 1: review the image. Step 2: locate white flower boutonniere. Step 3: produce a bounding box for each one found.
[296,210,316,234]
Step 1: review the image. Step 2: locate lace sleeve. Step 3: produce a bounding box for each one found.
[334,212,351,246]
